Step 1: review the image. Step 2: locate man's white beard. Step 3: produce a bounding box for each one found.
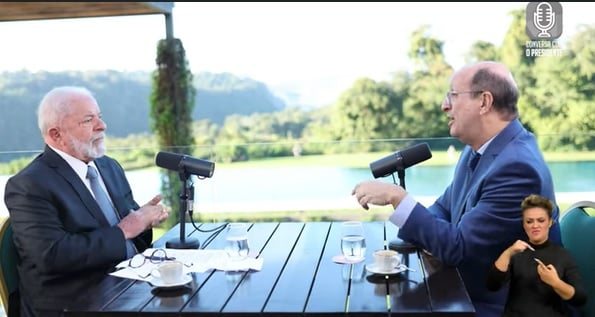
[69,134,106,160]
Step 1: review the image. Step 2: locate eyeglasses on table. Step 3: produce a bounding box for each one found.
[128,248,193,268]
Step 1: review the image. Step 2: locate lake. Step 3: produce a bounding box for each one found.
[2,161,593,216]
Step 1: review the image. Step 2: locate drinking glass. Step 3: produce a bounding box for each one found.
[340,221,366,262]
[224,223,250,260]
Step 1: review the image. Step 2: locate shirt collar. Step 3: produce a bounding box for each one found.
[48,145,97,181]
[475,135,496,156]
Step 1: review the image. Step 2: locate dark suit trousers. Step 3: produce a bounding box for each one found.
[20,292,63,317]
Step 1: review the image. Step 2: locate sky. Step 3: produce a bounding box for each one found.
[1,2,593,107]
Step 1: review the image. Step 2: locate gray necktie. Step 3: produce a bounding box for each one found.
[86,165,119,225]
[87,165,136,257]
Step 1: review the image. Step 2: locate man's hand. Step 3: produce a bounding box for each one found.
[118,194,169,239]
[351,180,406,210]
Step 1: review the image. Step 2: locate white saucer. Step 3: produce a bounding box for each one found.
[149,274,192,289]
[365,263,407,275]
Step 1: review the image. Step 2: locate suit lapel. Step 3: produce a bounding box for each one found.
[95,157,148,251]
[451,149,475,223]
[451,119,525,223]
[43,146,111,226]
[471,118,523,179]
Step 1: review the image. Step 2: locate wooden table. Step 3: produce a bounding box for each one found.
[64,221,475,316]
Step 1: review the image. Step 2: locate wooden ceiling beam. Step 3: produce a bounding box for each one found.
[0,2,173,22]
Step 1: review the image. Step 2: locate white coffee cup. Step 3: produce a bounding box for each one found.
[152,261,184,284]
[373,249,400,271]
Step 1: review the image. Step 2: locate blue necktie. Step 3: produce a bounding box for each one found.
[469,152,481,171]
[87,165,136,257]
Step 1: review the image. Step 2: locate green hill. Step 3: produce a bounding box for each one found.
[0,70,286,161]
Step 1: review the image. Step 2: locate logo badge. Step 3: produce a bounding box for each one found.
[526,2,563,40]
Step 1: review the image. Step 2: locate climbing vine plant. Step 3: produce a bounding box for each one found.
[149,38,196,229]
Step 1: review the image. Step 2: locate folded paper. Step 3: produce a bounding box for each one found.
[110,248,263,282]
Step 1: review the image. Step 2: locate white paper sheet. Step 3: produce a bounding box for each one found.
[109,248,263,282]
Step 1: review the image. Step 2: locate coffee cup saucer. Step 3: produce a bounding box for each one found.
[149,274,192,289]
[365,263,407,275]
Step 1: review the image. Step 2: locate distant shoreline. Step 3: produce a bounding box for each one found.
[2,156,593,217]
[1,187,591,218]
[191,192,594,214]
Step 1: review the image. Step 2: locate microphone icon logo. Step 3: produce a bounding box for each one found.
[525,2,563,40]
[533,2,555,38]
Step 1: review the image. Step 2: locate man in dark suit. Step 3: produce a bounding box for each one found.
[4,86,169,317]
[352,61,561,317]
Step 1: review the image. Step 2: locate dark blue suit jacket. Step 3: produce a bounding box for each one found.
[4,146,152,311]
[398,119,561,317]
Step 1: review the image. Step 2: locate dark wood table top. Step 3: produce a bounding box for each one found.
[64,221,475,316]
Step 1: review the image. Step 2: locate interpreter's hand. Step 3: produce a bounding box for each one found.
[118,194,169,239]
[494,239,535,272]
[506,240,535,257]
[535,258,560,286]
[351,180,406,210]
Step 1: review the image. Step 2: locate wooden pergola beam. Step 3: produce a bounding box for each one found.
[0,2,173,22]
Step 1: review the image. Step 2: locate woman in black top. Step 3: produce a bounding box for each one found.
[486,194,587,317]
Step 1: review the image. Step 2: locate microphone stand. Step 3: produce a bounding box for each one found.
[396,161,406,192]
[166,170,200,249]
[388,159,417,257]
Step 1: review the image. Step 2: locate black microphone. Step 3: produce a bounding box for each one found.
[155,151,215,178]
[155,151,215,250]
[370,142,432,179]
[370,142,431,254]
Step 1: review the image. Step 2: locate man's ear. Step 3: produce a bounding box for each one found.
[48,127,60,141]
[480,91,494,113]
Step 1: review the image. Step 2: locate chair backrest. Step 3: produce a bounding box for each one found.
[560,201,595,317]
[0,217,19,316]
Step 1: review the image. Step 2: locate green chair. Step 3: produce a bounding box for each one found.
[560,201,595,317]
[0,217,19,316]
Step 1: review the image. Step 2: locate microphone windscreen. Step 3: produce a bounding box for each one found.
[369,142,433,179]
[400,143,432,169]
[155,151,215,178]
[370,153,398,179]
[155,151,183,171]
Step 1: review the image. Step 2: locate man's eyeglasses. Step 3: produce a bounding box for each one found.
[445,90,483,105]
[128,248,176,268]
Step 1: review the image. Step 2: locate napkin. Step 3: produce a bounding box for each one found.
[109,248,264,282]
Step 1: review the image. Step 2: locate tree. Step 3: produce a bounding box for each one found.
[525,26,595,150]
[499,9,535,71]
[149,38,196,229]
[408,25,445,70]
[403,25,452,139]
[499,8,539,131]
[331,78,403,152]
[568,25,595,83]
[465,41,500,64]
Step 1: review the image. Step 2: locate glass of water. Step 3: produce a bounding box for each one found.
[224,223,250,260]
[340,221,366,262]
